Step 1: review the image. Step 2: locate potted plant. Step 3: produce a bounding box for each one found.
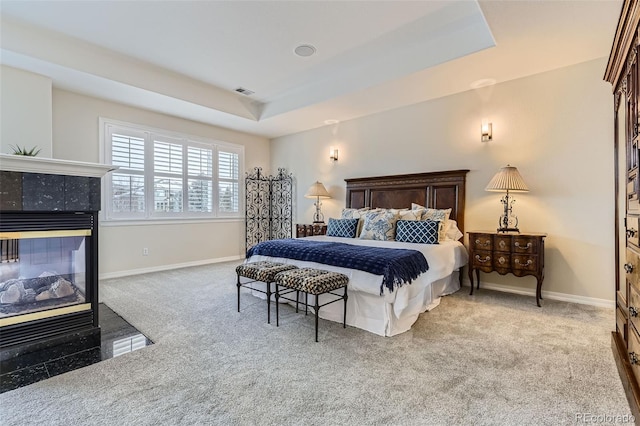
[9,145,41,156]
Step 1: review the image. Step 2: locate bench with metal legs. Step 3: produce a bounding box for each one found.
[273,268,349,342]
[235,261,298,324]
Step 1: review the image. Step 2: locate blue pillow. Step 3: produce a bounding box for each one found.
[326,218,359,238]
[395,220,439,244]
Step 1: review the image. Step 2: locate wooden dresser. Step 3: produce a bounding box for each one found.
[296,223,327,238]
[605,0,640,417]
[468,231,546,307]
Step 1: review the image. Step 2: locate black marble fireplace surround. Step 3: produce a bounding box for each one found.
[0,170,101,361]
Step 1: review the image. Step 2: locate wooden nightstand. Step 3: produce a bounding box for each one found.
[467,231,546,307]
[296,223,327,238]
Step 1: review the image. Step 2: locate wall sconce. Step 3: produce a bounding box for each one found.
[329,147,338,162]
[481,120,492,142]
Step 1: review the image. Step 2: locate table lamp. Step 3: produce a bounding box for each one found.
[304,181,331,223]
[485,165,529,233]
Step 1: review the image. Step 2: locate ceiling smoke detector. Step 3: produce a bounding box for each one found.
[294,44,316,57]
[235,87,255,96]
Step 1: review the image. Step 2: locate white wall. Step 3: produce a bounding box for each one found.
[271,58,614,304]
[0,65,52,157]
[52,89,270,276]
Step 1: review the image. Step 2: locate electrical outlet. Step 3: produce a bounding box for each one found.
[143,248,149,256]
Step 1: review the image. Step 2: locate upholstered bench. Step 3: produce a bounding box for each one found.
[274,268,349,342]
[236,261,298,324]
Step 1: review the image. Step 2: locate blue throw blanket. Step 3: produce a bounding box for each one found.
[246,239,429,295]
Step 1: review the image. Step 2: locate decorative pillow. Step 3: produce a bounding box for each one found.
[326,218,359,238]
[341,207,370,236]
[340,207,369,219]
[359,210,399,241]
[421,208,451,241]
[395,220,440,244]
[444,219,463,241]
[399,209,421,221]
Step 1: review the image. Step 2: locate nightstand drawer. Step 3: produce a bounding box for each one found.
[472,250,493,268]
[493,235,511,253]
[296,223,327,238]
[512,254,538,272]
[513,236,538,254]
[493,253,510,269]
[471,234,492,251]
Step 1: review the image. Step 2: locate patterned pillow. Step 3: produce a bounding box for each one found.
[395,220,440,244]
[399,209,421,221]
[422,208,451,241]
[341,207,370,236]
[359,210,399,241]
[326,218,359,238]
[341,207,370,219]
[411,203,451,241]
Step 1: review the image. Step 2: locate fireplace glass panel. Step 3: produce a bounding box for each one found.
[0,232,89,319]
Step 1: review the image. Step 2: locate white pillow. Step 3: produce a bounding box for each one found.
[444,219,463,241]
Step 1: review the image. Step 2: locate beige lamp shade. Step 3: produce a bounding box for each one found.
[485,165,529,192]
[304,181,331,199]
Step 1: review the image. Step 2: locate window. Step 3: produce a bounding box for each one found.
[103,119,244,221]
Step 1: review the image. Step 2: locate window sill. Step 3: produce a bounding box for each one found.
[100,217,243,227]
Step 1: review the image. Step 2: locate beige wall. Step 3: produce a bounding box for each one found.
[1,65,53,157]
[271,58,614,304]
[52,89,270,276]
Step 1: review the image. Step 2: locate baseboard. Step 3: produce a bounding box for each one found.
[462,280,614,308]
[99,255,244,280]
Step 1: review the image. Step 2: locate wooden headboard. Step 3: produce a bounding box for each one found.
[345,170,470,236]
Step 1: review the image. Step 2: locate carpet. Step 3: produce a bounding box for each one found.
[0,261,631,425]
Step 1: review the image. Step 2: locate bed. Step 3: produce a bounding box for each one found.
[245,170,469,337]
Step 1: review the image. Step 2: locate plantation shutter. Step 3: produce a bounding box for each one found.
[218,149,240,214]
[187,144,213,213]
[108,127,146,216]
[153,137,184,214]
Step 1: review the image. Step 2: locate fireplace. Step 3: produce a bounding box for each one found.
[0,155,113,355]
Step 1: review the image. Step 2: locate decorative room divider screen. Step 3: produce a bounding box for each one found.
[245,167,293,253]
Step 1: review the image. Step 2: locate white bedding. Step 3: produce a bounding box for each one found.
[245,236,468,336]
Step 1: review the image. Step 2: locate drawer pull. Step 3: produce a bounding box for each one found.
[475,239,490,247]
[625,263,635,273]
[498,240,507,250]
[514,259,533,266]
[631,352,640,365]
[515,242,533,250]
[630,306,639,317]
[498,256,506,265]
[628,228,638,238]
[475,255,490,263]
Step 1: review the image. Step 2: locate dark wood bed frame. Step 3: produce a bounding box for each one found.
[344,170,470,236]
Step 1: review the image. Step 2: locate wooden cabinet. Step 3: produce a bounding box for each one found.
[296,223,327,238]
[605,0,640,417]
[468,231,546,307]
